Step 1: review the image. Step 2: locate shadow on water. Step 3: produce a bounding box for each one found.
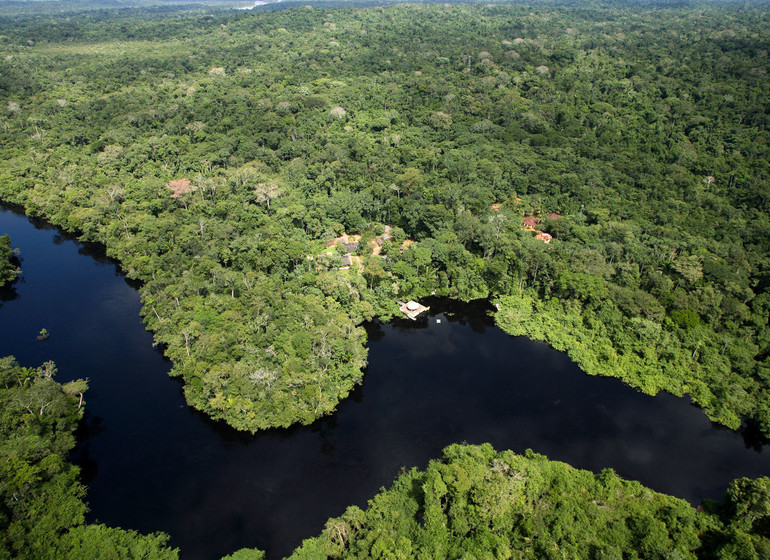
[1,205,769,560]
[0,281,20,307]
[71,411,106,485]
[738,419,770,452]
[0,239,22,308]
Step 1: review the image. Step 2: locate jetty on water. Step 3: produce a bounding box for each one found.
[398,300,429,320]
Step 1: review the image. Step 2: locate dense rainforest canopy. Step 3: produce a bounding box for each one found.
[1,1,769,435]
[1,1,769,558]
[258,443,770,560]
[4,356,768,560]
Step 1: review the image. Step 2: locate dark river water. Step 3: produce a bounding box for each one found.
[1,205,768,560]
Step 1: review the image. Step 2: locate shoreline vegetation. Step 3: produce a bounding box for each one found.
[0,1,769,554]
[0,1,770,435]
[0,356,179,559]
[244,443,770,560]
[2,355,769,560]
[1,1,767,436]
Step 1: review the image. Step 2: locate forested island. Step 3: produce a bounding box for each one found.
[1,0,769,557]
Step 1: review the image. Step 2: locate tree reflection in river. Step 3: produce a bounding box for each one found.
[1,205,768,560]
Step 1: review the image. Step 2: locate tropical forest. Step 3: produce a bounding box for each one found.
[0,0,768,558]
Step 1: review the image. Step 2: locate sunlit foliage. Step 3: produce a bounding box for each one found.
[272,444,770,560]
[0,2,767,434]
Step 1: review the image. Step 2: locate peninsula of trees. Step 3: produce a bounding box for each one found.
[0,1,768,438]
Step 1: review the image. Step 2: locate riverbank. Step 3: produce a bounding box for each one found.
[3,205,770,559]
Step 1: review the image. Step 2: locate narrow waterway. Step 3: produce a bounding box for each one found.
[1,205,768,560]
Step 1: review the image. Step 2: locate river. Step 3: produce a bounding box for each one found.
[0,204,768,560]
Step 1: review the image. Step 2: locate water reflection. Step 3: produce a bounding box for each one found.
[1,205,768,560]
[0,282,19,307]
[0,245,21,308]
